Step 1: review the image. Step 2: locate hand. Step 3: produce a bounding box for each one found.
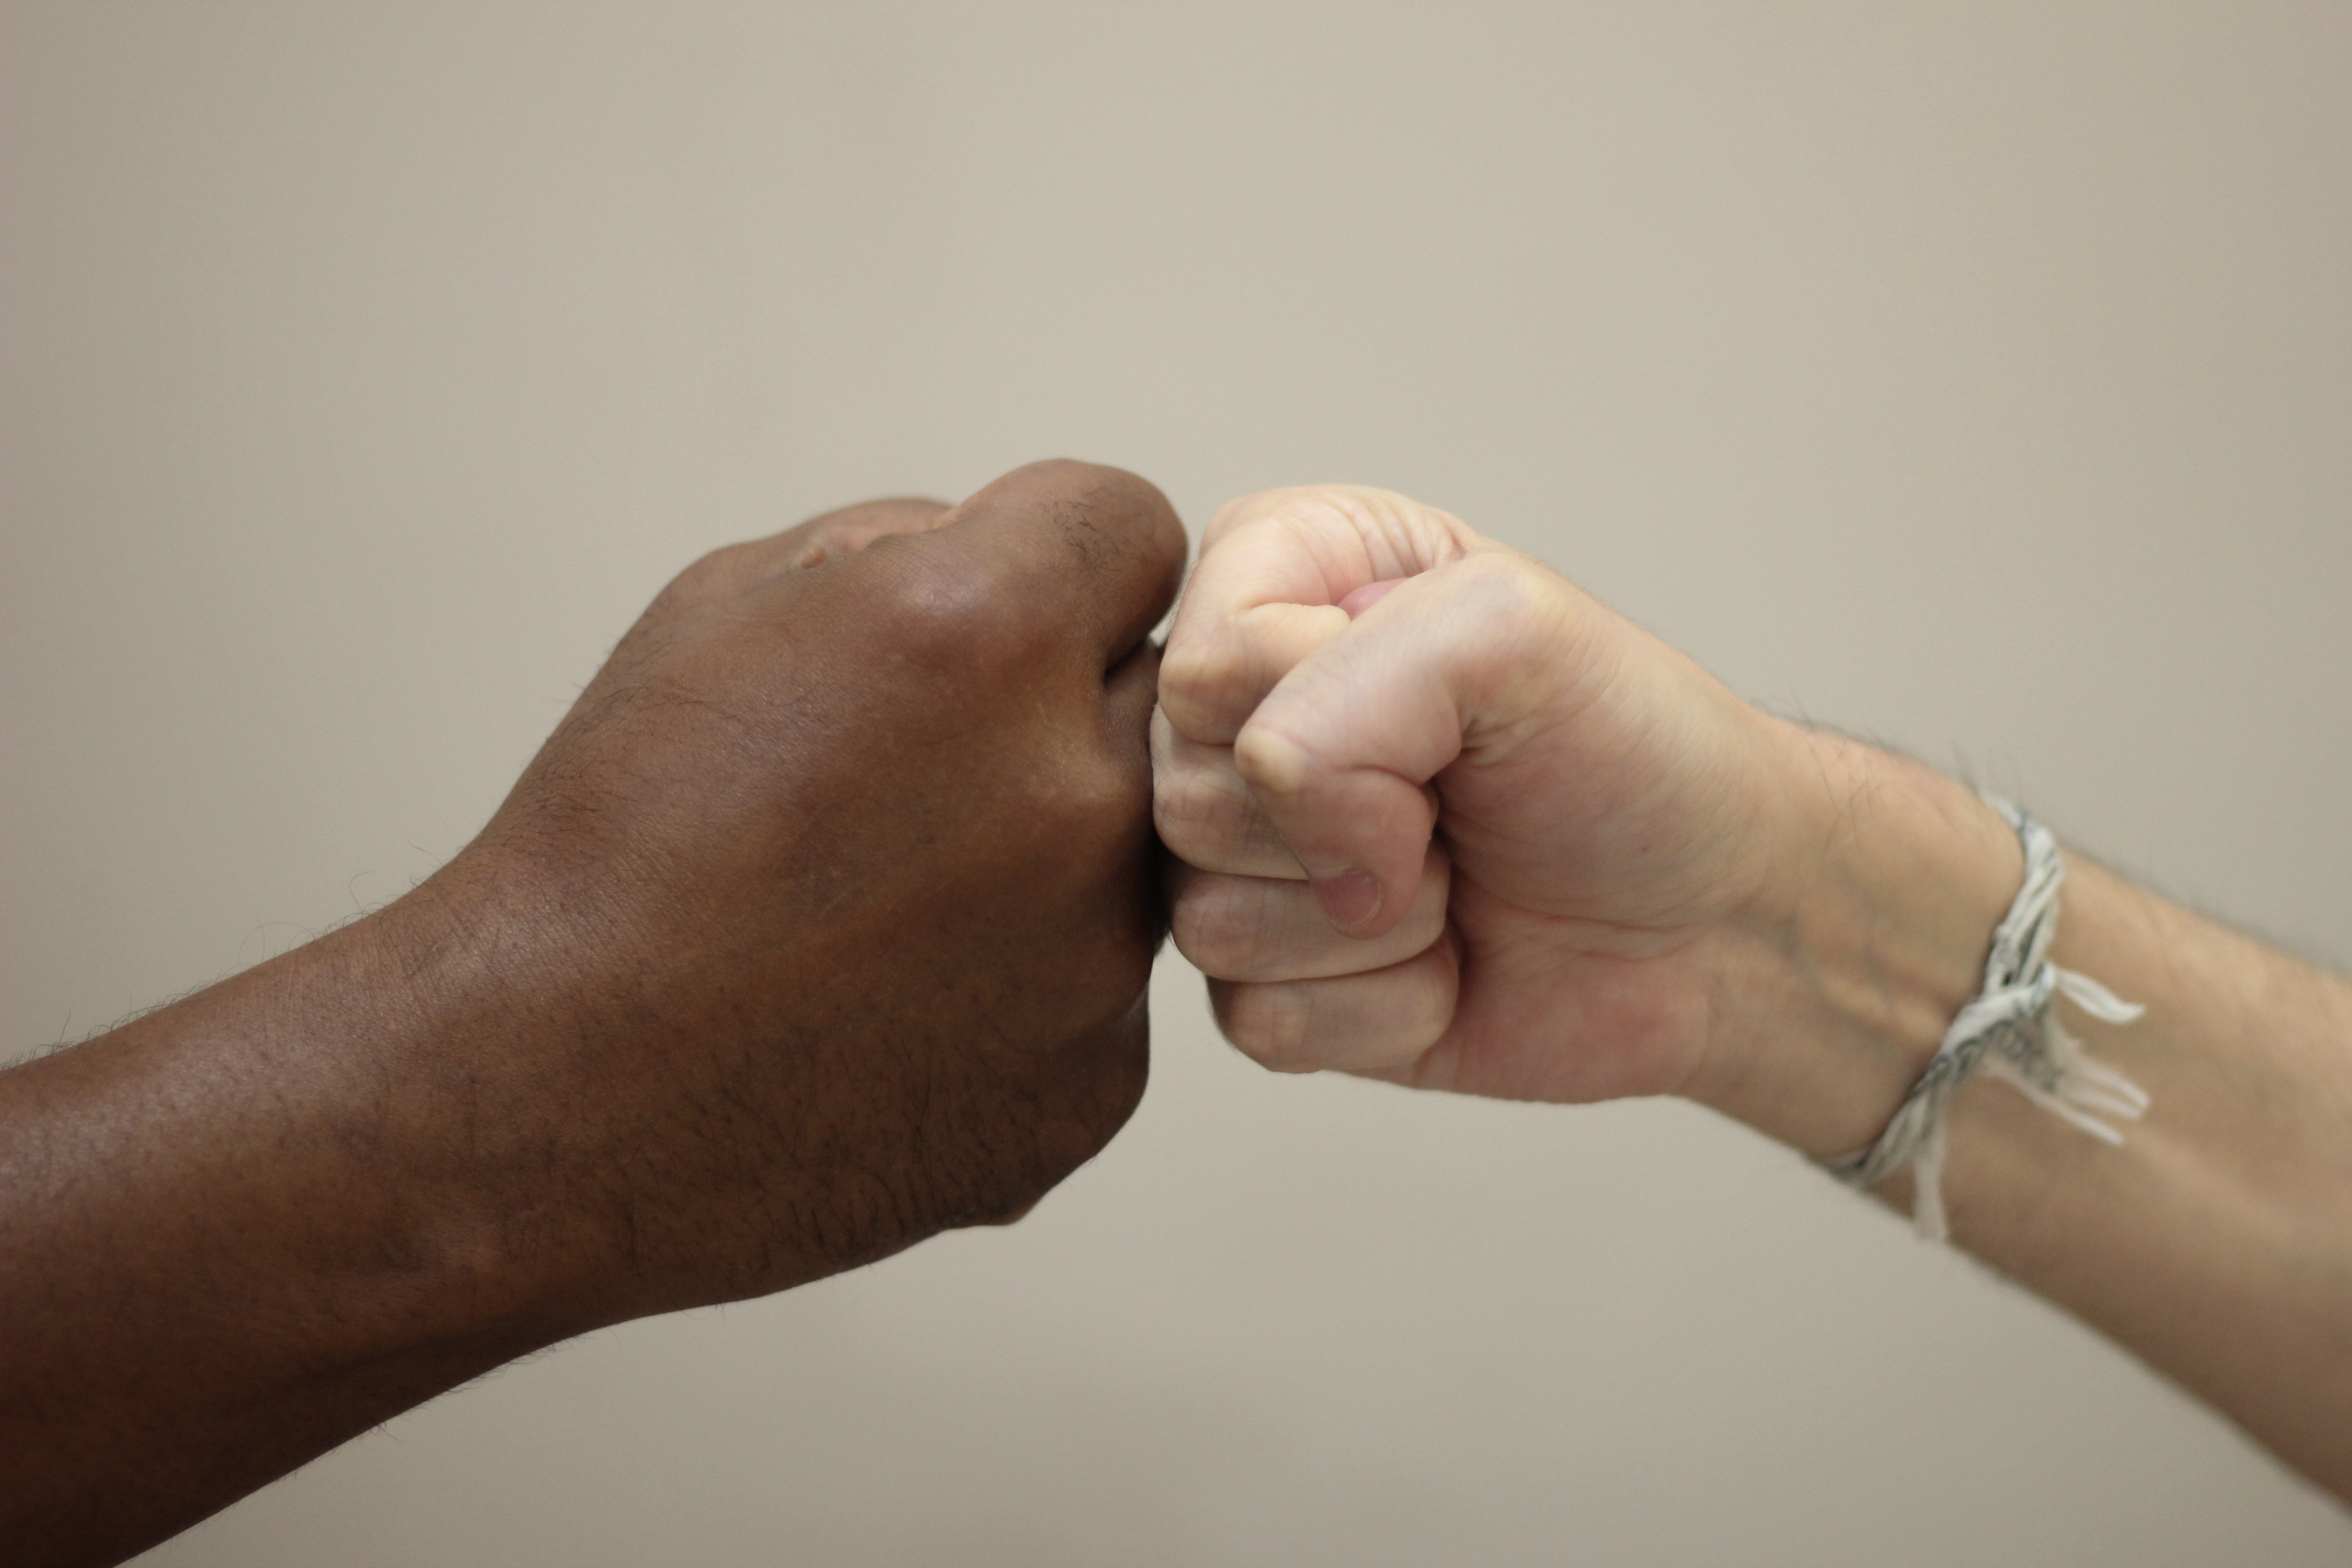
[437,458,1185,1318]
[0,459,1186,1566]
[1154,484,2014,1148]
[1156,485,2352,1505]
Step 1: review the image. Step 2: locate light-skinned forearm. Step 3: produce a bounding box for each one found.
[1691,727,2352,1499]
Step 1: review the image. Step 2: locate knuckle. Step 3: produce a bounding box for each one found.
[663,541,760,605]
[1002,459,1182,575]
[1168,876,1269,978]
[1017,458,1173,532]
[1047,752,1150,842]
[1160,603,1347,743]
[1012,456,1140,503]
[1211,485,1471,574]
[1231,720,1316,800]
[1010,455,1115,490]
[1151,753,1247,861]
[777,514,868,571]
[796,495,950,561]
[1024,771,1157,951]
[1451,550,1563,638]
[1155,635,1247,738]
[1215,485,1349,541]
[1211,979,1323,1073]
[867,545,1031,662]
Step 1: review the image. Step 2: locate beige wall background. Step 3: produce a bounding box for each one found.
[5,3,2349,1563]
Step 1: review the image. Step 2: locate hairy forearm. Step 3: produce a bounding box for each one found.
[1951,854,2352,1495]
[0,464,1179,1567]
[1695,728,2352,1499]
[0,891,580,1567]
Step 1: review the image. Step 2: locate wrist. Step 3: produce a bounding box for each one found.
[312,870,632,1343]
[0,887,607,1558]
[1685,722,2022,1157]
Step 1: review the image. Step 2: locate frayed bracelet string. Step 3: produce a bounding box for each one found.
[1818,799,2148,1242]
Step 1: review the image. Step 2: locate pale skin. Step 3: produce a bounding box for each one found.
[1155,485,2352,1503]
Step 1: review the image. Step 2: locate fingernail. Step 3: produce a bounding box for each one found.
[1338,577,1407,618]
[1311,868,1382,931]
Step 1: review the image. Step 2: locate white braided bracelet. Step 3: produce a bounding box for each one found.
[1820,799,2149,1241]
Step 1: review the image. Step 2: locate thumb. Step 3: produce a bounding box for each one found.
[1233,550,1567,938]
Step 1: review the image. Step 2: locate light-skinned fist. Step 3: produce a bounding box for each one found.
[1152,484,2013,1151]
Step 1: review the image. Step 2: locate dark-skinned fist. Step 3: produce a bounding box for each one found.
[424,458,1185,1323]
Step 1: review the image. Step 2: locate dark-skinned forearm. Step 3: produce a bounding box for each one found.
[0,886,589,1568]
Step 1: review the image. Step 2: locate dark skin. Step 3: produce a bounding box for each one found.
[0,459,1186,1568]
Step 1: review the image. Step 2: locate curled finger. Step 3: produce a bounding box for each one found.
[1209,931,1460,1076]
[1170,845,1450,983]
